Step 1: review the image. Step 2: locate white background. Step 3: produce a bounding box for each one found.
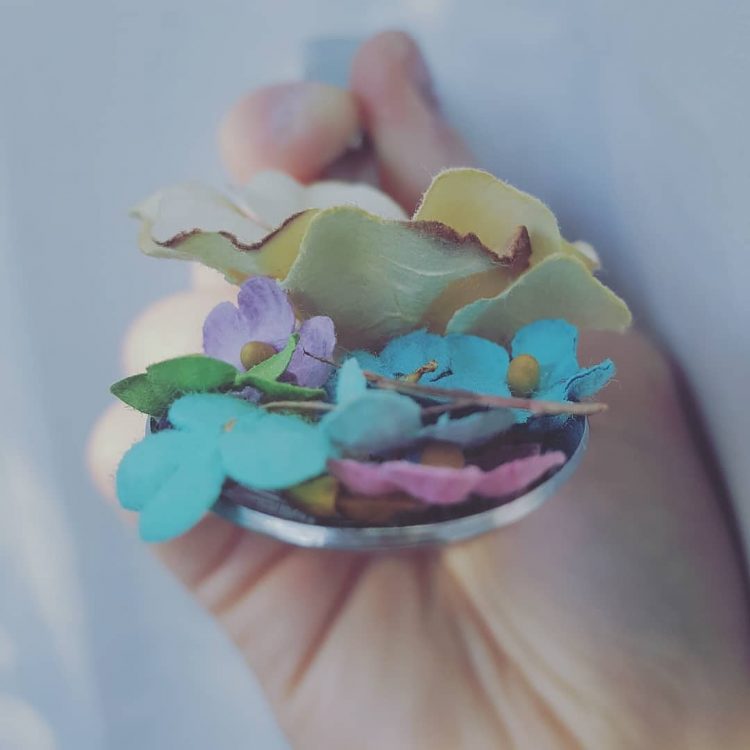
[0,1,748,747]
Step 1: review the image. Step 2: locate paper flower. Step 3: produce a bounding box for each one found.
[509,319,615,402]
[351,329,511,396]
[203,275,335,388]
[329,451,566,506]
[134,168,631,349]
[116,394,331,541]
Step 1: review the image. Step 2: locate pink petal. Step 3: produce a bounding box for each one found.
[329,451,566,506]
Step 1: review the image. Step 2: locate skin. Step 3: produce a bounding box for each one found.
[88,31,750,750]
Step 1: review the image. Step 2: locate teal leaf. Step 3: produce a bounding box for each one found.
[110,373,176,416]
[221,413,330,490]
[138,442,225,542]
[168,393,260,432]
[116,431,201,511]
[147,355,238,392]
[236,375,324,401]
[322,391,422,454]
[236,334,298,385]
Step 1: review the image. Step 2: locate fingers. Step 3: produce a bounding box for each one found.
[350,31,475,212]
[218,81,360,184]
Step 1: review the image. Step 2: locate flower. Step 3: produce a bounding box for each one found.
[328,451,566,506]
[509,319,615,403]
[203,275,335,388]
[134,168,631,349]
[351,329,510,396]
[116,394,331,541]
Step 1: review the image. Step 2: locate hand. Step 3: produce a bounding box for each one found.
[88,32,750,749]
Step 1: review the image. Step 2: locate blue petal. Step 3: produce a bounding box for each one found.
[350,350,389,376]
[116,430,199,511]
[419,409,515,446]
[438,334,510,395]
[565,360,615,399]
[221,413,330,490]
[168,393,260,432]
[511,320,580,389]
[378,329,451,380]
[335,358,368,404]
[321,391,422,455]
[138,442,225,542]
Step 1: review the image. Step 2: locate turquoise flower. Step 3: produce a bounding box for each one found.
[116,393,331,541]
[510,319,615,402]
[352,329,511,396]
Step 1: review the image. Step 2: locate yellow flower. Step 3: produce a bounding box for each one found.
[134,168,631,349]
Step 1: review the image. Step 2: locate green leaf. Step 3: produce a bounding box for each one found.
[236,334,298,385]
[238,374,324,401]
[147,355,238,392]
[110,374,176,416]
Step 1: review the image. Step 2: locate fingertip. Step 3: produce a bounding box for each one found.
[218,82,361,184]
[86,401,146,503]
[350,31,474,211]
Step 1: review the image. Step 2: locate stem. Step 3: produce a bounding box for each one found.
[262,400,336,413]
[363,371,607,417]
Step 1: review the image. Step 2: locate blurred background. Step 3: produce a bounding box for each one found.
[1,1,748,747]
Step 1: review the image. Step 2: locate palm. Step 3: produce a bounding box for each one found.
[143,332,749,749]
[88,32,750,748]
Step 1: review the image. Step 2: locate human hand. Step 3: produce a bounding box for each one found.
[88,31,750,749]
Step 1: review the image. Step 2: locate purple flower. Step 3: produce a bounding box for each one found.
[203,276,335,387]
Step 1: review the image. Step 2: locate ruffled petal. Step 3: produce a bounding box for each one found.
[330,450,566,505]
[236,276,296,347]
[286,316,336,387]
[511,319,579,389]
[447,254,632,342]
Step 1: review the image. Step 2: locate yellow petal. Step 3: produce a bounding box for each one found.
[133,182,318,283]
[286,475,339,517]
[414,168,563,262]
[446,254,632,342]
[563,239,600,271]
[283,207,499,349]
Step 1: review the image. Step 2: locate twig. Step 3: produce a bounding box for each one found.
[262,400,336,413]
[363,371,607,417]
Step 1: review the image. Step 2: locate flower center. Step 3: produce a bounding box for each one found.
[420,441,466,469]
[240,341,277,371]
[507,354,540,397]
[401,359,439,383]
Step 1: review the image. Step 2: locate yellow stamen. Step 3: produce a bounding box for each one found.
[420,441,466,469]
[240,340,277,371]
[507,354,540,397]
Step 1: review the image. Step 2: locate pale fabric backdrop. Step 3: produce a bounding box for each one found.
[0,1,748,747]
